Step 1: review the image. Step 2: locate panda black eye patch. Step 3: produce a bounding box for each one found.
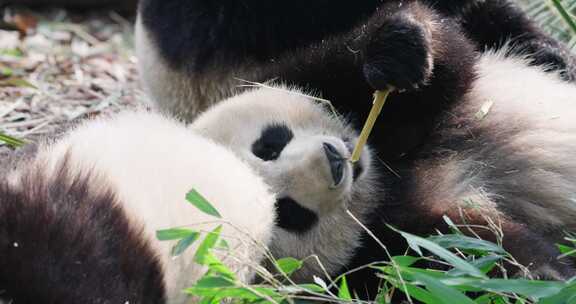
[251,124,294,161]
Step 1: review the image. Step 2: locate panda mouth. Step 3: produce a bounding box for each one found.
[342,138,364,182]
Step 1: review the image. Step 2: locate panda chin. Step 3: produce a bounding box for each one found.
[275,196,319,234]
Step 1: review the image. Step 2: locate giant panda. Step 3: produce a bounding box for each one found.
[190,49,576,299]
[135,0,576,123]
[0,111,276,303]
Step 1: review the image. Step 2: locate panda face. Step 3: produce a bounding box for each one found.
[192,86,371,228]
[192,86,380,278]
[248,121,363,233]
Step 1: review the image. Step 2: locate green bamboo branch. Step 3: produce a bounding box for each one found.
[551,0,576,37]
[0,132,25,148]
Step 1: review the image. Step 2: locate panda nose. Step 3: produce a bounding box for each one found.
[323,142,345,186]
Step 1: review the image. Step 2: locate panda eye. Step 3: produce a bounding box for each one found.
[252,124,294,161]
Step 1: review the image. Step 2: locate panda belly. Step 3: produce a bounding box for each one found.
[397,51,576,280]
[0,111,276,303]
[436,51,576,232]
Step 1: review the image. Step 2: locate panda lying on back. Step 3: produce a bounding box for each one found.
[137,1,576,294]
[191,51,576,298]
[0,112,276,303]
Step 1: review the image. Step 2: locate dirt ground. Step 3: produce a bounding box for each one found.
[0,7,143,156]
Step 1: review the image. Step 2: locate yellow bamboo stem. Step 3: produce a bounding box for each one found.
[350,88,393,163]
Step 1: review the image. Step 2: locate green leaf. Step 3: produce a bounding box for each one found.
[338,276,352,300]
[216,239,229,250]
[557,243,574,254]
[0,48,23,57]
[388,225,487,279]
[171,232,200,256]
[427,234,507,254]
[0,77,37,89]
[396,283,443,304]
[557,243,576,259]
[379,273,443,304]
[474,294,508,304]
[194,225,222,265]
[186,189,222,218]
[203,252,237,280]
[195,276,235,288]
[185,284,280,301]
[0,66,13,77]
[275,257,303,277]
[156,227,197,241]
[539,281,576,304]
[378,265,447,282]
[0,132,25,148]
[411,272,476,304]
[442,216,462,234]
[296,284,325,293]
[391,255,420,267]
[551,0,576,37]
[439,277,566,299]
[447,255,502,277]
[198,297,218,304]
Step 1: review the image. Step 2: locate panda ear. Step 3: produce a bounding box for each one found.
[275,197,318,234]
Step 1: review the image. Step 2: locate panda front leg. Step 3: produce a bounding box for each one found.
[361,1,477,93]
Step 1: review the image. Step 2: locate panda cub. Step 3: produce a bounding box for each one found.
[191,52,576,298]
[0,112,276,303]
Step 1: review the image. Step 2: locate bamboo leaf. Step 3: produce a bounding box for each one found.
[186,189,222,218]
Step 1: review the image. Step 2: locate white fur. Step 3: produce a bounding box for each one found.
[192,86,378,281]
[460,51,576,229]
[23,111,276,303]
[400,51,576,278]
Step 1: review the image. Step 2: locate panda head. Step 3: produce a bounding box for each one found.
[192,85,380,277]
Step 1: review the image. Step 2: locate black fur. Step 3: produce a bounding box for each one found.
[252,124,294,161]
[140,0,576,80]
[0,158,166,303]
[139,0,381,72]
[275,197,319,234]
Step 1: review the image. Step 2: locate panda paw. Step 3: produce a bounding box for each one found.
[362,15,433,91]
